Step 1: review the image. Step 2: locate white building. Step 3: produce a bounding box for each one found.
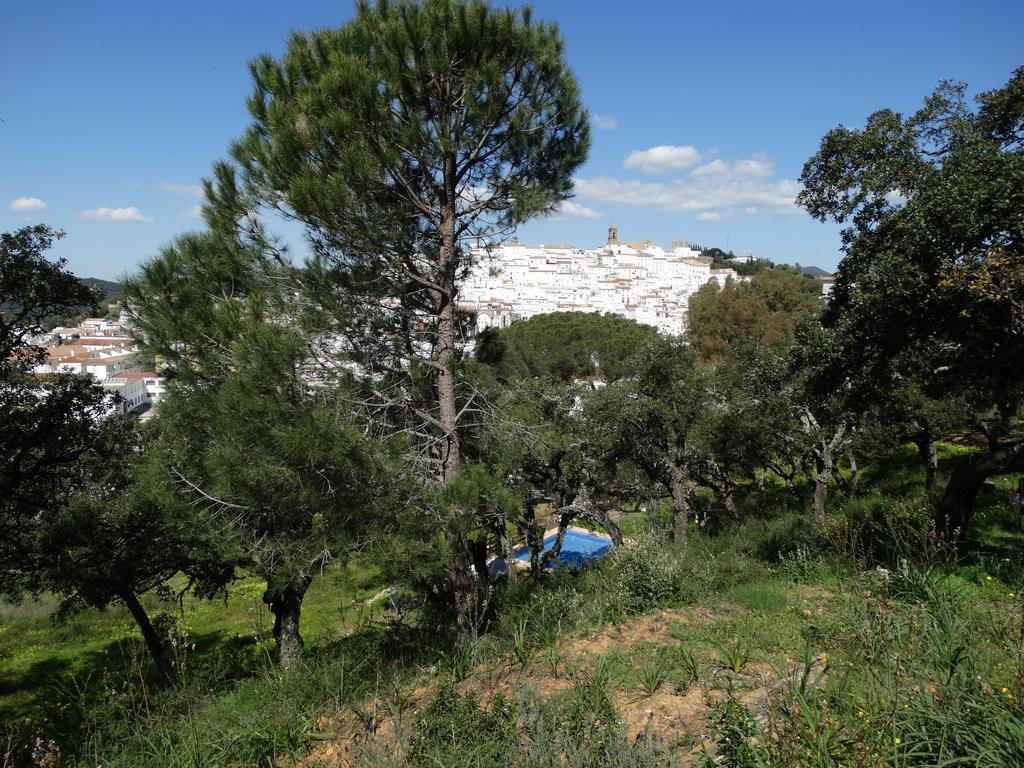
[460,226,739,336]
[103,371,166,415]
[32,319,166,416]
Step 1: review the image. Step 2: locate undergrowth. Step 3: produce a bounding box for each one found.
[3,456,1023,767]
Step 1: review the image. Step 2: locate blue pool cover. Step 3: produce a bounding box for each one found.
[490,528,614,574]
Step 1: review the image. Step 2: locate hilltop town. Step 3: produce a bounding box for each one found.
[463,225,784,335]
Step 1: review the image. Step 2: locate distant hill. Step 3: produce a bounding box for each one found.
[81,277,123,305]
[20,278,125,331]
[797,265,831,278]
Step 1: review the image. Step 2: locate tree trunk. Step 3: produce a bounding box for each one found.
[830,465,845,495]
[119,589,172,680]
[497,522,516,585]
[435,169,462,484]
[935,441,1024,540]
[847,454,858,497]
[914,432,938,495]
[539,510,574,571]
[935,467,985,540]
[447,534,478,645]
[804,416,849,524]
[812,454,830,524]
[573,492,624,547]
[525,498,544,580]
[471,535,489,585]
[721,488,740,526]
[436,160,475,644]
[668,465,691,545]
[265,577,311,669]
[708,469,741,526]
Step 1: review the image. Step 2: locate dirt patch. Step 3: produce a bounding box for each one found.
[614,685,708,748]
[560,608,690,658]
[300,596,828,766]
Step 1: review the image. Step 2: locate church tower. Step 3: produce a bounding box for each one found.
[607,223,618,244]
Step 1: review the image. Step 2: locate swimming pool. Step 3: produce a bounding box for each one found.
[489,527,614,574]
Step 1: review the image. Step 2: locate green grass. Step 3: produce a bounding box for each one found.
[724,580,789,613]
[3,449,1024,767]
[0,558,384,759]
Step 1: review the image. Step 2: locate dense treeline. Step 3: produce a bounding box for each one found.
[475,311,660,383]
[1,1,1021,764]
[686,266,822,362]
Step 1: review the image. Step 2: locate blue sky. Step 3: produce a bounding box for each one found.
[2,0,1021,279]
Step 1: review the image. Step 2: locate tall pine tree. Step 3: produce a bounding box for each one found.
[207,0,590,640]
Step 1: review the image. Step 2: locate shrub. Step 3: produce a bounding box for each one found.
[607,534,677,614]
[406,685,516,768]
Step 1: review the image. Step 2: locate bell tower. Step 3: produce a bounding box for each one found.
[607,223,618,244]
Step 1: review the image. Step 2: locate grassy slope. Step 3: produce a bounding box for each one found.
[2,447,1022,766]
[0,561,382,745]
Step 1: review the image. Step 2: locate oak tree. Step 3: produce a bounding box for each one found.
[799,68,1024,537]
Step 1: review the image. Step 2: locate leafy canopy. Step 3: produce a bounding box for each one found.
[477,311,661,383]
[687,267,822,363]
[798,68,1024,410]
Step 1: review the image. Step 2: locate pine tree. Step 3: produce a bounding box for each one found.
[123,233,390,667]
[208,0,590,641]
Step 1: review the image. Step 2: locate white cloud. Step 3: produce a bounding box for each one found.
[693,158,773,177]
[80,206,154,223]
[575,149,798,217]
[733,159,774,177]
[180,204,203,219]
[574,174,801,216]
[547,200,603,220]
[692,159,728,177]
[885,189,908,207]
[159,181,203,198]
[592,114,618,130]
[10,196,47,212]
[624,145,701,175]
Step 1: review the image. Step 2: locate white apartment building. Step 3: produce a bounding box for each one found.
[103,371,166,415]
[460,226,739,336]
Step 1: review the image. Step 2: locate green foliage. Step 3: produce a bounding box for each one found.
[514,702,676,768]
[756,565,1024,767]
[203,0,592,643]
[701,691,768,767]
[608,534,679,615]
[724,582,789,613]
[707,253,776,277]
[69,630,388,768]
[407,686,516,768]
[799,68,1024,533]
[0,225,113,601]
[0,225,100,368]
[637,656,666,696]
[228,0,590,260]
[662,644,701,691]
[484,311,661,383]
[715,638,753,674]
[567,658,619,734]
[125,230,392,667]
[687,266,821,363]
